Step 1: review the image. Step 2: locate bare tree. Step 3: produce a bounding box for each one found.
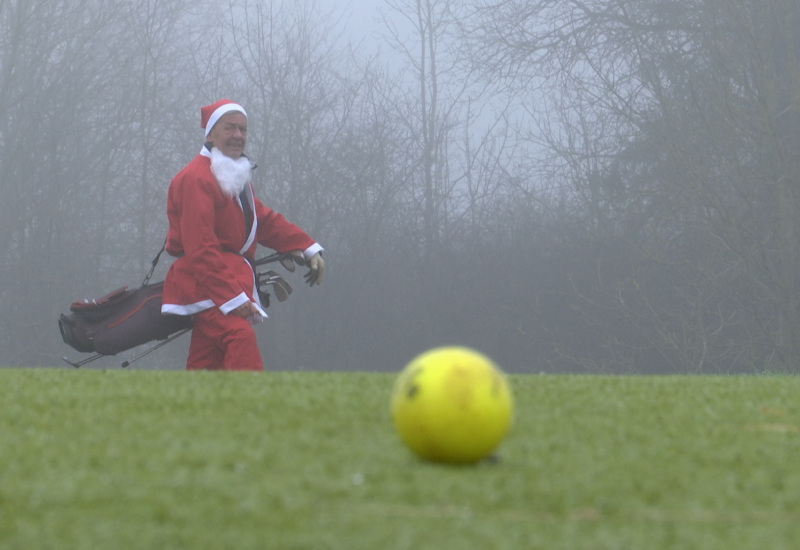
[383,0,472,255]
[467,0,800,372]
[115,0,195,271]
[0,0,139,363]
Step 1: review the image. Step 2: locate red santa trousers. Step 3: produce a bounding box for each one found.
[186,307,263,371]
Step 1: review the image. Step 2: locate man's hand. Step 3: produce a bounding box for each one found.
[289,250,324,286]
[230,301,260,318]
[305,252,324,286]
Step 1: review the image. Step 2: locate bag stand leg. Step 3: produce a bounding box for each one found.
[61,328,191,369]
[61,353,104,368]
[120,328,191,368]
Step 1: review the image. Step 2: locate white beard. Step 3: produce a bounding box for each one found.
[210,147,252,197]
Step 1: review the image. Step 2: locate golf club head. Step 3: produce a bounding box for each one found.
[267,271,293,299]
[291,253,307,267]
[264,279,289,302]
[279,255,296,272]
[274,276,293,296]
[260,271,292,302]
[274,278,293,300]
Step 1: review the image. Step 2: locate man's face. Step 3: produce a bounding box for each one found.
[207,112,247,158]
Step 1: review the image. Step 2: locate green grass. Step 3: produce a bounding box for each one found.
[1,370,800,549]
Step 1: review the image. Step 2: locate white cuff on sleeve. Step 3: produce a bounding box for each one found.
[303,243,324,259]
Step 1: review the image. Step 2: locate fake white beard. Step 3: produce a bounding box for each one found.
[210,147,252,197]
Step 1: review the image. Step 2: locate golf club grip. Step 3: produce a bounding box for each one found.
[252,253,286,267]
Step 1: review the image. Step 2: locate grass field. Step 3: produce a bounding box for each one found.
[1,368,800,549]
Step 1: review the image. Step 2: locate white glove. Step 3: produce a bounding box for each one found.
[304,252,324,286]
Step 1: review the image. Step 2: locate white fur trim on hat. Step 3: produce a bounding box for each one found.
[204,103,247,137]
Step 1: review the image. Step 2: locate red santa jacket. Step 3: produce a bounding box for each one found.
[161,149,320,318]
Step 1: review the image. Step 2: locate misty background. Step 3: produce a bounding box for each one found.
[1,0,798,374]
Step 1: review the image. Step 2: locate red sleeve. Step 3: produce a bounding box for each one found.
[253,198,316,253]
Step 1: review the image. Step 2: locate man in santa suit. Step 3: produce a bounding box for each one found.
[161,99,324,371]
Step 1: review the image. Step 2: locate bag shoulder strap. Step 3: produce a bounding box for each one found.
[142,241,167,287]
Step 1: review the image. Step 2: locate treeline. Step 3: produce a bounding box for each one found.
[1,0,797,374]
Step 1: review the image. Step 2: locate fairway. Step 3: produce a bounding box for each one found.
[1,369,799,549]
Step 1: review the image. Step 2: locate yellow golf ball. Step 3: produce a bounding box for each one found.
[391,346,513,464]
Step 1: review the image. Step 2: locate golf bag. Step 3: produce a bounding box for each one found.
[58,248,297,367]
[58,282,192,357]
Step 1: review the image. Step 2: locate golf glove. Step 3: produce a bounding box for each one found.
[305,252,324,286]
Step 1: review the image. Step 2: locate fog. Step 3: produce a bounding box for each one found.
[1,0,798,374]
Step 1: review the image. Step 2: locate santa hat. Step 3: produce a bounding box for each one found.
[201,99,247,137]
